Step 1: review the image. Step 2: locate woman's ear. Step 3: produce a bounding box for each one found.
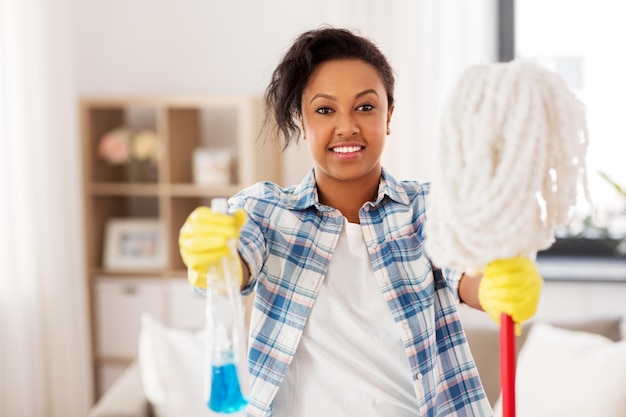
[386,105,394,135]
[298,114,306,140]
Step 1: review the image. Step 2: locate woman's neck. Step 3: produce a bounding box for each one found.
[315,168,381,224]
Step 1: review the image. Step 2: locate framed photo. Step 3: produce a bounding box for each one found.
[103,218,166,271]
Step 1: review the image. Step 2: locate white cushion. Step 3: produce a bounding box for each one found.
[88,361,149,417]
[494,321,626,417]
[138,314,245,417]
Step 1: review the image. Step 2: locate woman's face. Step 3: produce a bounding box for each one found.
[301,59,393,187]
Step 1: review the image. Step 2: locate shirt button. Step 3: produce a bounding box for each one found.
[402,322,409,330]
[416,372,423,380]
[370,241,378,249]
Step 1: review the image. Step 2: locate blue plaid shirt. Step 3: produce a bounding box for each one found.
[230,168,492,417]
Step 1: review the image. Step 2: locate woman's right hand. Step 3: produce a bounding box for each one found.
[178,206,246,288]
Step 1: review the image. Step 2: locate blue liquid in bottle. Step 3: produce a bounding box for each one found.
[208,362,248,413]
[205,198,249,414]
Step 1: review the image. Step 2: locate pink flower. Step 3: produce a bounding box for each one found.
[98,128,131,165]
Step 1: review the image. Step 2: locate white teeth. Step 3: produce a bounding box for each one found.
[332,146,362,153]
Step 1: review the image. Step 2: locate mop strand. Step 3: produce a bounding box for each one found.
[424,60,591,273]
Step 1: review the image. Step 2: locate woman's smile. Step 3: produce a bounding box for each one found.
[329,142,365,159]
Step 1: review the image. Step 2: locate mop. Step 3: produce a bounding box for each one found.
[424,61,590,416]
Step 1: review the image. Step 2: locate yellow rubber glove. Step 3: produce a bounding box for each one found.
[178,206,247,289]
[478,256,543,335]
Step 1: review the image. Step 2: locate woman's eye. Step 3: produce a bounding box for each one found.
[316,107,333,114]
[357,104,374,111]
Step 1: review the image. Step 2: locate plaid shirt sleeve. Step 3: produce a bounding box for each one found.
[442,267,464,304]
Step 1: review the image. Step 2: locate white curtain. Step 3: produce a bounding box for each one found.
[0,0,93,416]
[386,0,498,182]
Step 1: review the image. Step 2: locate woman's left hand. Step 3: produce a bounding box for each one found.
[478,256,543,335]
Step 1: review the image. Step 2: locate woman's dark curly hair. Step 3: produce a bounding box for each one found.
[264,26,395,149]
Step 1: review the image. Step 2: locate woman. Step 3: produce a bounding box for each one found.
[179,26,541,417]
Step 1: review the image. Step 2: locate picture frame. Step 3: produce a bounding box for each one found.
[103,218,166,271]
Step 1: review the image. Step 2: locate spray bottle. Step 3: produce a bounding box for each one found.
[204,198,248,413]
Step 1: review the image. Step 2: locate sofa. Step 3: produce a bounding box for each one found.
[88,314,626,417]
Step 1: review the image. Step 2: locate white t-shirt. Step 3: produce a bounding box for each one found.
[272,220,420,416]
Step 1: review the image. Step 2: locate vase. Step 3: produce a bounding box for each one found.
[126,159,157,183]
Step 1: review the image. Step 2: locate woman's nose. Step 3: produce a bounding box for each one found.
[335,113,359,137]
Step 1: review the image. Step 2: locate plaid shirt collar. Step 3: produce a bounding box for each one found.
[285,166,411,211]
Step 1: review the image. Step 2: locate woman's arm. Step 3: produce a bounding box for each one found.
[239,256,251,290]
[458,273,484,311]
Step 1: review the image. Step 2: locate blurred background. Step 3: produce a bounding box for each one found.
[2,1,626,416]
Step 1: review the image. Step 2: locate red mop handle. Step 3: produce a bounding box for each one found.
[500,313,516,417]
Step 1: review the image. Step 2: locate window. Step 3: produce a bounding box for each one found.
[515,0,626,240]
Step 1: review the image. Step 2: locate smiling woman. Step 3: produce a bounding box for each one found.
[177,26,516,417]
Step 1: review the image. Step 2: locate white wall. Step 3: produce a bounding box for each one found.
[72,0,348,96]
[70,0,497,184]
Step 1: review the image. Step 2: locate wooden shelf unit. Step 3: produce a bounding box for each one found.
[80,95,282,398]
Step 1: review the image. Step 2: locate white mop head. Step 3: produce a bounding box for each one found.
[424,60,590,272]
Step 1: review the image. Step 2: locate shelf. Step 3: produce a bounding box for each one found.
[165,183,241,197]
[81,95,283,400]
[93,269,165,278]
[537,256,626,282]
[89,183,244,197]
[165,269,189,279]
[90,183,160,196]
[95,356,136,365]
